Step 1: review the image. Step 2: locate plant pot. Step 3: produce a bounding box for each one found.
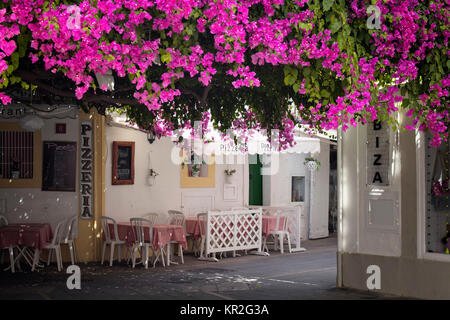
[305,161,318,172]
[148,175,156,186]
[191,169,201,177]
[225,175,233,184]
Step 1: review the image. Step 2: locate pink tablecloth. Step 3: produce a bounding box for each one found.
[107,222,187,250]
[185,216,285,238]
[0,223,53,250]
[261,216,287,237]
[185,218,204,238]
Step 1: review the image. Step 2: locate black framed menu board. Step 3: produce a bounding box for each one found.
[112,141,135,185]
[42,141,77,191]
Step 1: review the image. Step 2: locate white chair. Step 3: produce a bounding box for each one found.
[262,211,292,254]
[61,215,77,265]
[0,215,8,265]
[130,217,165,269]
[167,211,185,264]
[101,216,128,266]
[168,210,184,225]
[37,221,65,272]
[142,213,159,225]
[197,213,207,259]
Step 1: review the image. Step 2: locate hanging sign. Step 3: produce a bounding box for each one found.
[367,120,390,186]
[80,120,94,219]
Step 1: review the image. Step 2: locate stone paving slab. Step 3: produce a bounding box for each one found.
[0,236,406,300]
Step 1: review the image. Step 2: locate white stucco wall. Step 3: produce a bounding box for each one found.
[0,116,80,231]
[338,122,450,299]
[261,141,330,239]
[309,142,330,239]
[104,124,247,223]
[339,125,402,257]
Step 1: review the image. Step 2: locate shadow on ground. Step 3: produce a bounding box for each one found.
[0,235,406,300]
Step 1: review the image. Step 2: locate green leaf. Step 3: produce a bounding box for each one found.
[402,99,410,107]
[298,22,313,32]
[329,14,341,34]
[323,0,334,12]
[11,53,19,69]
[161,52,171,64]
[284,74,296,86]
[302,67,311,76]
[320,89,330,97]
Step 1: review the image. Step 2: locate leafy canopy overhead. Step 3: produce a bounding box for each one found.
[0,0,448,148]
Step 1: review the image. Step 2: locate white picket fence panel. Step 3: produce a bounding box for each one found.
[205,209,264,255]
[248,205,306,252]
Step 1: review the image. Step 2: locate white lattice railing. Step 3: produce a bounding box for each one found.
[248,205,306,252]
[205,209,265,256]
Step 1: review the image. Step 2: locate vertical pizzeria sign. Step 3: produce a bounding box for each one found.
[367,120,390,186]
[80,121,94,219]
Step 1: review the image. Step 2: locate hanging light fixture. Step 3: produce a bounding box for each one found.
[95,69,115,91]
[147,131,155,144]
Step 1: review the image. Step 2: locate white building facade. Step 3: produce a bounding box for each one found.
[337,113,450,299]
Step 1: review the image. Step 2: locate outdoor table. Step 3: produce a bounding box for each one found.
[0,223,53,273]
[108,222,187,266]
[185,217,203,239]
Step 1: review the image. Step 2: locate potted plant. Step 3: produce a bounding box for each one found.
[224,169,236,184]
[148,168,159,186]
[304,157,320,171]
[191,163,202,177]
[304,157,320,186]
[182,151,206,177]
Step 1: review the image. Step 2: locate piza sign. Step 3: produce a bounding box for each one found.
[80,121,94,219]
[367,120,390,186]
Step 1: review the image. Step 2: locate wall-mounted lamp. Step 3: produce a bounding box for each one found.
[147,132,155,144]
[95,69,115,91]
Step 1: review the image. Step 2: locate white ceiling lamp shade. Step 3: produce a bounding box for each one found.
[19,114,45,131]
[95,69,115,91]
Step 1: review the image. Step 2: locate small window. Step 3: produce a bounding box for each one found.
[0,131,34,179]
[112,141,135,185]
[291,176,305,202]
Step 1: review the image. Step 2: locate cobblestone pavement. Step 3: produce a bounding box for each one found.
[0,235,405,300]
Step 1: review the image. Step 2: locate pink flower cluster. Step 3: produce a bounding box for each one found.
[0,0,448,149]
